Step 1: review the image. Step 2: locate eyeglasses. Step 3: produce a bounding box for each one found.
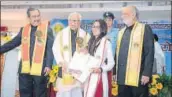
[121,12,130,16]
[92,26,100,29]
[31,15,40,18]
[69,19,80,22]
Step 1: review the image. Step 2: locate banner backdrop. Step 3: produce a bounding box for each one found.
[50,19,171,75]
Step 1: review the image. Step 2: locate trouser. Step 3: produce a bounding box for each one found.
[19,74,48,97]
[118,84,149,97]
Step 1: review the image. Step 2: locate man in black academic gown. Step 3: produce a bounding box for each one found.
[0,8,54,97]
[114,6,154,97]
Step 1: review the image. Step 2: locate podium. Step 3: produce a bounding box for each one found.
[1,49,20,97]
[0,54,5,92]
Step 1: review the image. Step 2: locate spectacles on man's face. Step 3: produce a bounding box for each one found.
[121,12,130,17]
[31,14,40,19]
[69,19,80,23]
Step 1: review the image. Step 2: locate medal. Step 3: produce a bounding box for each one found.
[63,45,69,51]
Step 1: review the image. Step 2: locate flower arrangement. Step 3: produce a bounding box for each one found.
[154,73,172,97]
[111,74,171,97]
[149,74,163,96]
[149,73,172,97]
[1,32,11,43]
[47,65,59,91]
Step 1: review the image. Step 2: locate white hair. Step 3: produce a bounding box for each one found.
[68,12,82,21]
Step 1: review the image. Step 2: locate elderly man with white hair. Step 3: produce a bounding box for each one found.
[52,12,90,97]
[114,6,154,97]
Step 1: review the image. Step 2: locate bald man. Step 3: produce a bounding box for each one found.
[114,6,154,97]
[52,12,90,97]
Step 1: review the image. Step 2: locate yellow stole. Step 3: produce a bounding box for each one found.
[59,28,90,85]
[21,22,48,76]
[59,28,90,62]
[116,22,145,87]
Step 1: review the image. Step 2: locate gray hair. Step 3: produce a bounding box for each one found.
[123,6,139,20]
[27,8,40,17]
[132,6,139,20]
[68,12,82,21]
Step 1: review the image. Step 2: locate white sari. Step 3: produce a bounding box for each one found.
[84,37,115,97]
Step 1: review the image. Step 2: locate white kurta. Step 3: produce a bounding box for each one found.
[84,37,115,97]
[52,26,90,97]
[154,42,165,74]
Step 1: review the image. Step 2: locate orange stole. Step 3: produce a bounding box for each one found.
[116,22,145,87]
[21,22,48,76]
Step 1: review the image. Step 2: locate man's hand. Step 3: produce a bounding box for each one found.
[59,61,67,73]
[112,75,117,81]
[44,67,51,76]
[62,65,67,72]
[141,75,150,85]
[61,62,67,73]
[79,47,88,54]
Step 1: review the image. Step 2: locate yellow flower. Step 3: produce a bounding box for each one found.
[1,36,11,42]
[53,68,58,73]
[112,81,117,87]
[151,78,157,85]
[49,76,56,83]
[51,65,59,74]
[156,83,163,90]
[49,70,55,77]
[6,36,11,41]
[149,88,158,96]
[112,88,118,96]
[152,74,160,79]
[52,65,59,73]
[52,65,58,69]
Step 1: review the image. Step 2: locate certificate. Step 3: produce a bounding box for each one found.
[68,52,100,83]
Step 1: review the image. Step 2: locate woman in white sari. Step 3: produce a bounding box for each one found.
[84,19,115,97]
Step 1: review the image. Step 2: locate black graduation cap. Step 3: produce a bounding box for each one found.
[103,12,115,20]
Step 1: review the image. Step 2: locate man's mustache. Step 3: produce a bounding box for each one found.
[34,20,40,22]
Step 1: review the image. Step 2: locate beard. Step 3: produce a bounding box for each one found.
[123,18,133,26]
